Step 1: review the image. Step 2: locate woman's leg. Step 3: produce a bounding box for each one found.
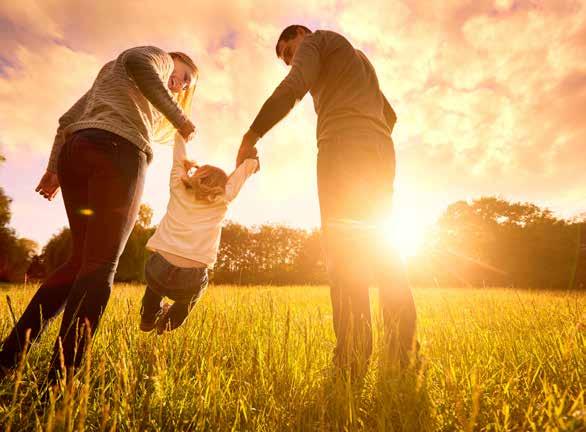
[48,132,146,381]
[0,139,89,371]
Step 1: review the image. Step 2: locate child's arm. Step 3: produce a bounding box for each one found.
[170,133,197,188]
[224,159,259,202]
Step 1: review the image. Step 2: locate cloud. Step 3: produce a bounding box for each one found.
[0,43,101,153]
[0,0,585,247]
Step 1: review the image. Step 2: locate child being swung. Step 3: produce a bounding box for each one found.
[140,134,258,333]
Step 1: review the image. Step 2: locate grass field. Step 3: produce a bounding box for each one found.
[0,284,584,431]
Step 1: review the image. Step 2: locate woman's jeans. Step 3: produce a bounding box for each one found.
[317,133,417,367]
[141,252,209,331]
[0,128,147,381]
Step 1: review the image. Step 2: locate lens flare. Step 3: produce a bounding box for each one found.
[383,207,427,260]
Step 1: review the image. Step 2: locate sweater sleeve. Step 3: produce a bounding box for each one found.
[224,159,258,202]
[382,94,397,133]
[47,90,90,172]
[249,36,321,137]
[122,47,190,131]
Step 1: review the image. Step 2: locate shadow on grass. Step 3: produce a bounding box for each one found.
[286,353,436,431]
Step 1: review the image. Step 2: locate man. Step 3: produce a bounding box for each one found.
[236,25,417,369]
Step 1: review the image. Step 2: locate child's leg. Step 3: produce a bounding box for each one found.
[140,286,163,331]
[160,300,193,331]
[157,268,208,333]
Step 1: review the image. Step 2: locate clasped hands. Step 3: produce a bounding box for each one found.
[236,129,260,172]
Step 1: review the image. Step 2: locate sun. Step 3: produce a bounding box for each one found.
[383,207,427,260]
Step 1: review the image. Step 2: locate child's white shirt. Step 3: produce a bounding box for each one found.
[146,134,258,266]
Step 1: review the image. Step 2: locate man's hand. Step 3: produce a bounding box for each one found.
[179,119,196,141]
[236,129,260,168]
[35,171,60,201]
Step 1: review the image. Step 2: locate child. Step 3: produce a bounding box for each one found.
[140,133,258,334]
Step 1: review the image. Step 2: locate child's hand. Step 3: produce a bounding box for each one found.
[183,159,199,176]
[239,146,260,173]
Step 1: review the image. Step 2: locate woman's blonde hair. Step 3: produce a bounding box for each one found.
[153,52,199,143]
[182,165,228,203]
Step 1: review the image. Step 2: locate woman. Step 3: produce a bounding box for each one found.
[0,46,198,382]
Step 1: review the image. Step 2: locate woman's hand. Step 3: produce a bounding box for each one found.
[183,159,199,176]
[35,171,60,201]
[178,120,196,141]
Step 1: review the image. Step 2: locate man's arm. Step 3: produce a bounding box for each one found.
[237,37,321,167]
[250,36,322,135]
[382,94,397,134]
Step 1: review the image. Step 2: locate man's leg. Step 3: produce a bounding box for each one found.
[374,240,417,365]
[317,141,375,369]
[323,226,373,368]
[368,137,417,364]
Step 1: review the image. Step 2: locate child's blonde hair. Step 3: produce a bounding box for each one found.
[182,165,228,203]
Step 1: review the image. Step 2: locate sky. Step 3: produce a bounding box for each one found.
[0,0,585,252]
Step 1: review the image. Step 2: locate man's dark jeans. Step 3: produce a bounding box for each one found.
[141,252,209,331]
[0,128,146,381]
[317,133,417,367]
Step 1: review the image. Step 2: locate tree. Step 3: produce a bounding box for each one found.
[27,254,46,280]
[214,222,255,283]
[116,203,156,282]
[137,203,153,228]
[413,197,579,289]
[42,227,72,274]
[214,222,326,284]
[0,186,11,228]
[0,185,38,281]
[293,229,327,283]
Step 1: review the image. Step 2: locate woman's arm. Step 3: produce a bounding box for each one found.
[122,47,194,138]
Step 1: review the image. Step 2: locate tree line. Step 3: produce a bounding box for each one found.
[1,158,585,290]
[0,156,38,282]
[35,208,328,286]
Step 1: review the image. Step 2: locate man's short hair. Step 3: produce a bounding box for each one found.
[275,25,312,57]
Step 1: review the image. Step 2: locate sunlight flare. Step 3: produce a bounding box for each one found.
[383,206,427,260]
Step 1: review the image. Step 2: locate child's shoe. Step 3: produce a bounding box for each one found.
[140,308,163,332]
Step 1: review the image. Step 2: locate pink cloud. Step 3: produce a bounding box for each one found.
[0,0,585,247]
